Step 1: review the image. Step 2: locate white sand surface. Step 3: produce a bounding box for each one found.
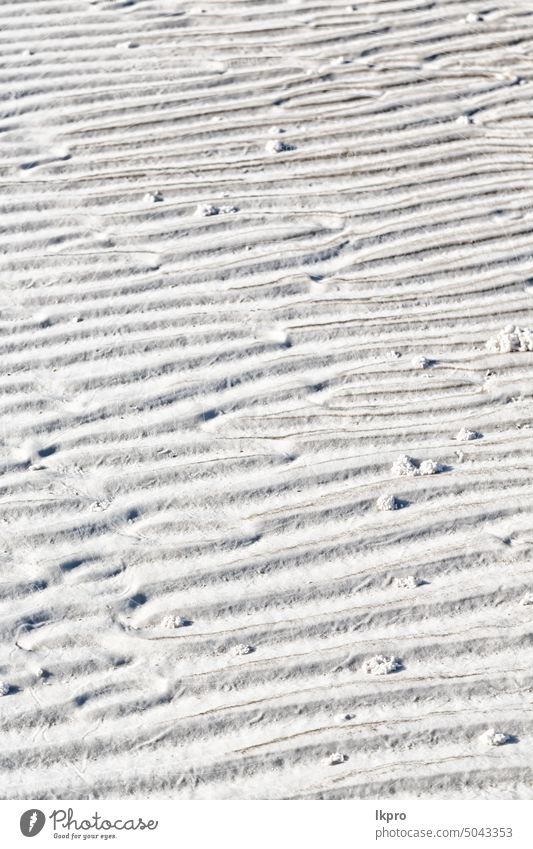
[1,0,533,800]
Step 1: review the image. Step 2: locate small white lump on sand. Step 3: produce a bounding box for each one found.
[325,752,348,765]
[520,592,533,606]
[395,575,422,589]
[232,643,255,656]
[391,454,418,476]
[0,681,10,696]
[376,493,400,511]
[479,728,512,746]
[265,139,294,153]
[160,615,188,629]
[362,655,402,675]
[145,190,164,202]
[195,203,238,216]
[455,427,482,441]
[195,204,220,217]
[486,325,533,353]
[412,355,432,369]
[391,455,442,477]
[331,55,351,66]
[418,459,443,476]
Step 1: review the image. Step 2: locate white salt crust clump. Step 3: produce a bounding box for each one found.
[160,615,188,629]
[325,752,348,766]
[196,204,219,217]
[486,325,533,353]
[195,204,238,217]
[376,494,399,511]
[479,728,511,747]
[265,139,294,153]
[395,575,421,589]
[412,355,432,369]
[391,454,442,477]
[232,643,255,656]
[391,454,418,476]
[145,190,164,203]
[418,459,442,476]
[0,681,10,696]
[331,55,351,66]
[520,593,533,606]
[362,655,401,675]
[455,427,482,441]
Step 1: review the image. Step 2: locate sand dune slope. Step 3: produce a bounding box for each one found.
[1,0,533,799]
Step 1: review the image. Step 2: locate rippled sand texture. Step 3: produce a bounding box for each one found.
[1,0,533,800]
